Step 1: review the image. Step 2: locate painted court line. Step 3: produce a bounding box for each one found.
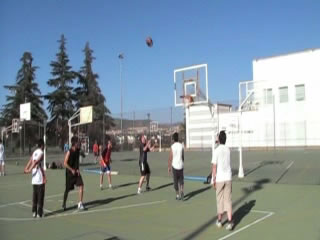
[275,160,294,183]
[218,210,274,240]
[0,191,76,209]
[0,200,166,221]
[19,202,53,213]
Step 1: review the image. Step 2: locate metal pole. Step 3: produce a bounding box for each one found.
[273,95,276,150]
[170,107,172,133]
[147,113,150,137]
[23,121,25,154]
[103,110,105,147]
[118,53,124,139]
[238,82,244,178]
[43,119,47,171]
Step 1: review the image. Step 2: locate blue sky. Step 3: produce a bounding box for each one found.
[1,0,320,117]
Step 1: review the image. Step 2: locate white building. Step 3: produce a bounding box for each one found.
[186,48,320,148]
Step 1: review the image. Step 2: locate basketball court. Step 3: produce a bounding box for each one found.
[1,148,320,240]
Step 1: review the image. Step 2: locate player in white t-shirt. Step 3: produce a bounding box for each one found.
[24,139,46,218]
[168,132,185,200]
[0,139,5,176]
[211,131,233,231]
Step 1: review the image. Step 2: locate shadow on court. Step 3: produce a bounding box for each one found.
[113,181,139,189]
[182,178,270,240]
[231,200,256,229]
[184,186,211,201]
[244,160,284,177]
[46,193,137,217]
[151,182,173,191]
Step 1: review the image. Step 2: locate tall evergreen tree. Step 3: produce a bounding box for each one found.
[74,42,113,142]
[0,52,47,151]
[1,52,47,124]
[45,34,75,147]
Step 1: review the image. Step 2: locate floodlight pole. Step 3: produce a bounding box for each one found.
[118,53,124,140]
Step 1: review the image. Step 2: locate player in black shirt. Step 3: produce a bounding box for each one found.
[137,135,154,194]
[62,136,86,211]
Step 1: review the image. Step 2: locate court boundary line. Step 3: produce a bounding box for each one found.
[217,209,274,240]
[275,161,294,183]
[19,202,53,213]
[0,191,77,209]
[0,200,167,222]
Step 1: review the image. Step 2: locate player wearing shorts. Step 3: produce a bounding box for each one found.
[100,140,113,190]
[62,136,86,211]
[212,131,233,231]
[137,135,154,194]
[0,139,5,176]
[24,139,46,218]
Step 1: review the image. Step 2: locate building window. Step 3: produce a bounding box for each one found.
[279,86,288,103]
[264,88,273,104]
[295,84,305,101]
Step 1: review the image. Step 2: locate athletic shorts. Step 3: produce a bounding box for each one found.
[0,160,4,166]
[215,181,232,214]
[65,173,84,191]
[100,164,111,174]
[139,162,150,176]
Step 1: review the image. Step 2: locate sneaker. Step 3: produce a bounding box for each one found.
[109,184,113,189]
[32,212,37,218]
[37,214,42,218]
[146,186,152,191]
[216,220,222,228]
[78,202,86,211]
[176,195,180,200]
[137,188,142,195]
[62,204,66,211]
[100,184,103,190]
[180,192,184,201]
[226,222,234,231]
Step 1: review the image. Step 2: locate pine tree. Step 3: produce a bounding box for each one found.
[0,52,47,152]
[74,42,113,142]
[45,34,75,147]
[1,52,47,124]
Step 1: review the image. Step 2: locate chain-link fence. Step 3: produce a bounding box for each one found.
[106,107,185,151]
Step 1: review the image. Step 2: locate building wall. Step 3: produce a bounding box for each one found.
[186,49,320,148]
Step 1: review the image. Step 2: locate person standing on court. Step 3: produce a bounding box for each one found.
[24,139,46,218]
[93,140,99,164]
[212,131,233,231]
[0,139,5,176]
[137,135,154,194]
[62,136,86,211]
[100,139,113,190]
[168,132,185,200]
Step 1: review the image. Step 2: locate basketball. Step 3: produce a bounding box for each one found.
[146,36,153,47]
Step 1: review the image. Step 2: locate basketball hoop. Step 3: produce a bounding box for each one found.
[12,119,20,133]
[180,95,194,108]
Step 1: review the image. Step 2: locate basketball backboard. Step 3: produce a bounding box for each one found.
[20,102,31,121]
[150,121,159,132]
[80,106,93,124]
[174,63,208,107]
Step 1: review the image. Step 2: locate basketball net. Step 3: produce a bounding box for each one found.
[181,95,194,109]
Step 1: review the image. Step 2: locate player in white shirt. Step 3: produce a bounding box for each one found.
[211,131,233,231]
[168,132,185,200]
[24,139,46,218]
[0,139,5,176]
